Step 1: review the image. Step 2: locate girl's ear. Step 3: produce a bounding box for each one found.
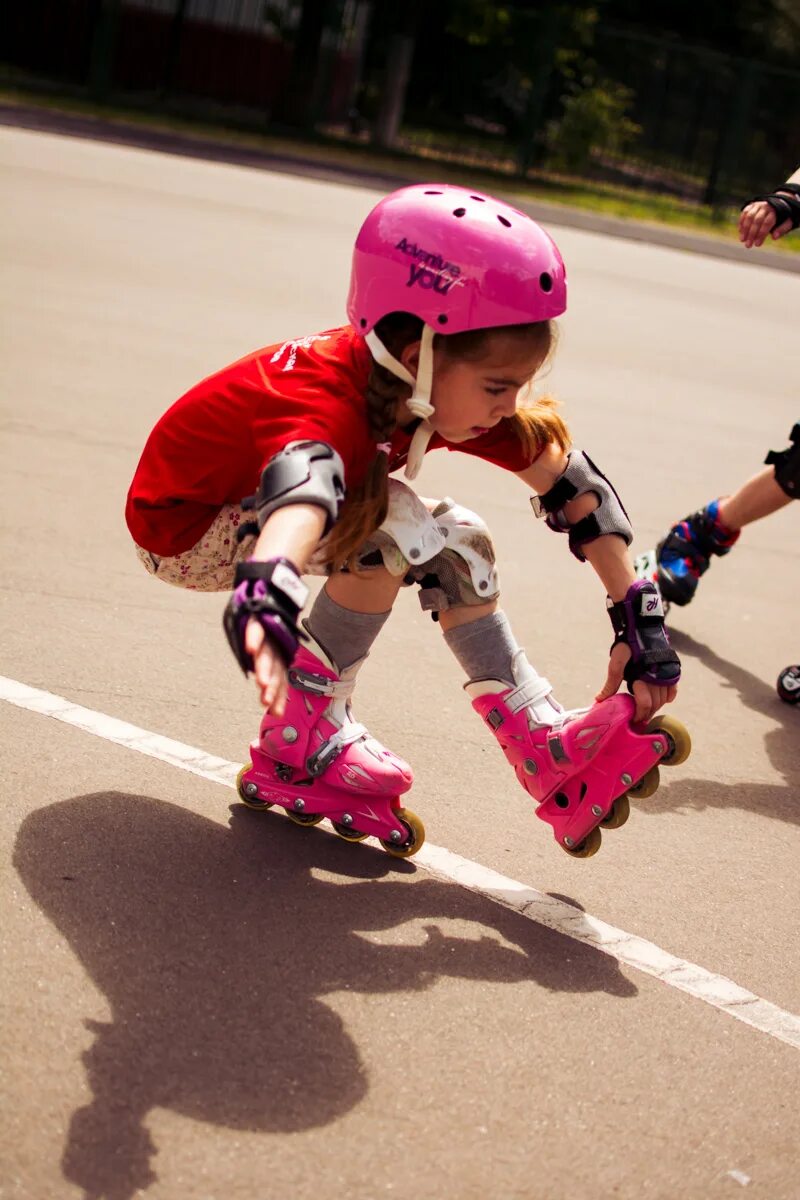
[399,339,421,379]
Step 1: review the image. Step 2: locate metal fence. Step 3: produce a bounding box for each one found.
[3,1,799,207]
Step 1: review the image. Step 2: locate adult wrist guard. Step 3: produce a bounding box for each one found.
[765,422,800,499]
[223,557,308,675]
[607,579,681,689]
[743,183,800,230]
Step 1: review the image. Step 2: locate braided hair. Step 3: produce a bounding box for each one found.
[321,314,415,570]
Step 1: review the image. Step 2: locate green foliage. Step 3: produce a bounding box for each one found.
[547,79,640,172]
[445,2,515,45]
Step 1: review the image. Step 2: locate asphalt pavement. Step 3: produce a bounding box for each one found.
[1,126,798,1200]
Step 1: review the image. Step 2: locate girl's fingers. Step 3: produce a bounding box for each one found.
[253,644,289,712]
[245,619,265,657]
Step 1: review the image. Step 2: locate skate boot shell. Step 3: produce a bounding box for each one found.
[237,643,424,857]
[469,653,690,857]
[654,499,739,607]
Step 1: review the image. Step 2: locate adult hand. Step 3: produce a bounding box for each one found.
[739,200,792,248]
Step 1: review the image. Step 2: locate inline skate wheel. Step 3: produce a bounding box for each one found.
[563,826,602,858]
[332,821,369,843]
[777,665,800,705]
[627,765,660,800]
[380,808,425,859]
[646,715,691,766]
[600,794,630,829]
[286,808,324,827]
[236,765,273,810]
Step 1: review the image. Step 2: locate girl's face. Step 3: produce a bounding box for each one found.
[402,330,548,442]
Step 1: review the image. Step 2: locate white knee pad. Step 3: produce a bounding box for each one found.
[357,487,499,612]
[416,498,500,612]
[362,479,447,576]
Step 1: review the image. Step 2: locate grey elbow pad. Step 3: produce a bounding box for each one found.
[531,449,633,561]
[254,440,346,535]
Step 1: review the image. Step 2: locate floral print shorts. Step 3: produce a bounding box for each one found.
[134,504,337,592]
[135,505,259,592]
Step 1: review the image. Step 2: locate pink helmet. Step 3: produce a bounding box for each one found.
[347,183,567,334]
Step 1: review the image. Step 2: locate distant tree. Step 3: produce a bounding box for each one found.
[272,0,330,128]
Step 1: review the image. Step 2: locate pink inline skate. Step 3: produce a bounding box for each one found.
[236,640,425,858]
[469,651,691,858]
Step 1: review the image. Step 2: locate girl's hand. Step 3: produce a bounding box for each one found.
[595,643,677,724]
[244,617,290,713]
[738,200,792,248]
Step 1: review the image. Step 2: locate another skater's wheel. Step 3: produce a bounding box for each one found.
[627,765,660,800]
[601,794,630,829]
[381,808,425,859]
[646,715,691,766]
[563,826,602,859]
[777,665,800,705]
[286,809,324,827]
[237,765,273,810]
[332,821,369,843]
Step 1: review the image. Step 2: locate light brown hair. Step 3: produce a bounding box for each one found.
[322,314,570,570]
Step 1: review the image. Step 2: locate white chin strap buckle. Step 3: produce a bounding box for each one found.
[365,325,436,481]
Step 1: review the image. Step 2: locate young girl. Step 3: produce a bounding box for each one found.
[127,184,684,859]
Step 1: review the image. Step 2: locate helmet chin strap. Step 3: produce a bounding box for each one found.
[364,325,436,481]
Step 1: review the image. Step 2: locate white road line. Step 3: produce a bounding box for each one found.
[3,673,800,1051]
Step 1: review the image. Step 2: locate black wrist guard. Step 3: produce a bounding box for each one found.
[607,580,681,690]
[223,558,308,675]
[765,422,800,499]
[743,183,800,230]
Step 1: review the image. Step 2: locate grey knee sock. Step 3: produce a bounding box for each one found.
[443,610,521,686]
[304,587,391,672]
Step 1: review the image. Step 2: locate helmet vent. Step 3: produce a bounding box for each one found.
[453,207,466,217]
[539,272,553,292]
[424,189,442,195]
[437,314,448,325]
[470,195,485,202]
[359,318,367,327]
[497,215,512,228]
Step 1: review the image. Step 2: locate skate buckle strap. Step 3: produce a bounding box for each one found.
[546,733,570,763]
[504,676,554,715]
[289,668,357,700]
[306,723,367,776]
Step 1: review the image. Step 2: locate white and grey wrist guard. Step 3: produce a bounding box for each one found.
[531,450,633,562]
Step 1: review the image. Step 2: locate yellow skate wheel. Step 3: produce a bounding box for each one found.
[380,808,425,859]
[332,821,369,843]
[563,826,602,859]
[286,807,324,826]
[601,794,630,829]
[236,765,273,810]
[627,765,660,800]
[646,715,691,766]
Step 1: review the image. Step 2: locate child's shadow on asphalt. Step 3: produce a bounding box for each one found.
[15,792,636,1200]
[652,629,799,824]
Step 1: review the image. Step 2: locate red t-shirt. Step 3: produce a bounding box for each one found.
[125,326,535,557]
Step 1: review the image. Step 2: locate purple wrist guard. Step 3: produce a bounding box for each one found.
[223,558,309,675]
[607,579,681,689]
